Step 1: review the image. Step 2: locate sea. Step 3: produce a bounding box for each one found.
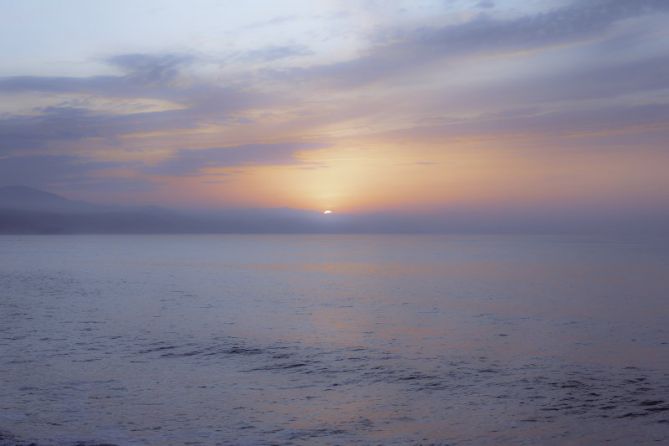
[1,234,668,445]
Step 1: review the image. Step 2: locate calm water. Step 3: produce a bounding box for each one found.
[1,235,668,445]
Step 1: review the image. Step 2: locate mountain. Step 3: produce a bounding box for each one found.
[0,185,330,234]
[2,186,665,235]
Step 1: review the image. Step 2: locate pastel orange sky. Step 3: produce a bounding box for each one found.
[1,0,668,220]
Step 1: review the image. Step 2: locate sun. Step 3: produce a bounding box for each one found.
[323,210,333,214]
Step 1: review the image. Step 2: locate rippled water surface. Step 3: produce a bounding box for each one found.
[1,235,669,445]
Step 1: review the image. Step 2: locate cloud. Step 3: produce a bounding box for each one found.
[241,15,299,30]
[0,106,201,154]
[107,53,195,85]
[0,51,273,155]
[382,102,669,146]
[0,52,264,107]
[233,45,313,63]
[476,0,495,9]
[147,143,325,176]
[2,0,667,159]
[273,0,669,87]
[0,53,194,94]
[0,143,324,193]
[0,155,122,188]
[431,53,669,110]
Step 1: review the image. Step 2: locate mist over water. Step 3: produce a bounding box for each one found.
[1,235,669,445]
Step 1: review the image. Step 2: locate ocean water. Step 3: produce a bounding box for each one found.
[1,234,668,445]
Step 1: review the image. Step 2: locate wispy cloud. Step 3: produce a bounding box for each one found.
[107,53,196,85]
[269,0,669,87]
[231,45,313,63]
[147,143,325,176]
[0,155,125,188]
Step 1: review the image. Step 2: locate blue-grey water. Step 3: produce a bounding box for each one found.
[1,235,669,445]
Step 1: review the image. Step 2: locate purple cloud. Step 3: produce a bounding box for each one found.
[147,143,326,176]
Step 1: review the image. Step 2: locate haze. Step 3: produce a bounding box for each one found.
[1,0,668,233]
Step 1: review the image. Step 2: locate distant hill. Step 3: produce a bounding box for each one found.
[2,186,665,235]
[0,185,329,234]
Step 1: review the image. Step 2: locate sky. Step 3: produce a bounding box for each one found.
[1,0,668,227]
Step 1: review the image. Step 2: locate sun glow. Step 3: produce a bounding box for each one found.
[323,210,333,214]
